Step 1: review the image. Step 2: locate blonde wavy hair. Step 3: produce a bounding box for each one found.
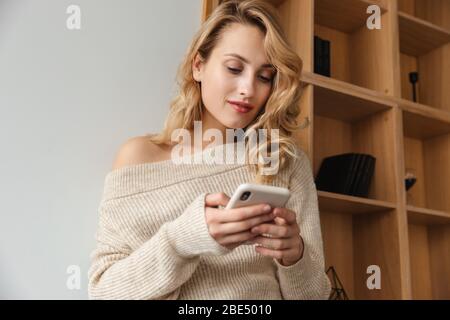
[149,0,309,184]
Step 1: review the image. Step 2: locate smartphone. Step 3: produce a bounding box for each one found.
[225,184,291,245]
[225,183,291,210]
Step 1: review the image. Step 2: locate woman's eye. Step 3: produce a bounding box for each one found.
[227,67,272,83]
[227,67,241,74]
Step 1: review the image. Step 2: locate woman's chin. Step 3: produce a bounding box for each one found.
[221,117,252,131]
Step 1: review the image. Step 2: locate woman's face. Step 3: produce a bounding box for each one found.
[192,23,275,133]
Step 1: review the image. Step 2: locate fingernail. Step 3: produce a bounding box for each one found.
[264,205,271,212]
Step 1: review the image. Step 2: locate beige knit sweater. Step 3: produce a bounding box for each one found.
[88,144,331,300]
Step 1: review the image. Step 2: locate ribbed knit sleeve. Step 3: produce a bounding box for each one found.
[274,150,331,300]
[88,192,231,300]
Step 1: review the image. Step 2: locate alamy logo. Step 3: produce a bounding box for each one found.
[367,5,381,30]
[66,265,81,290]
[170,121,280,175]
[366,265,381,290]
[66,5,81,30]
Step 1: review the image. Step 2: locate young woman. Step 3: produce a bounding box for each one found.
[88,0,331,300]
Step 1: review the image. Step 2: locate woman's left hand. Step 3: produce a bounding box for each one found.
[249,207,304,266]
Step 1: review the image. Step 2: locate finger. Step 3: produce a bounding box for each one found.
[251,223,296,238]
[221,203,273,222]
[205,192,230,208]
[249,236,291,250]
[218,212,275,234]
[273,217,288,226]
[219,230,257,245]
[273,208,297,225]
[254,246,297,261]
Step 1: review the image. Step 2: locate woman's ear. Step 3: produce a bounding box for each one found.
[192,53,204,82]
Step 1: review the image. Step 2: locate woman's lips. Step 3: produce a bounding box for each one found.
[229,102,252,114]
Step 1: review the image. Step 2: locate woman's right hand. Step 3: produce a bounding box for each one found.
[204,192,275,250]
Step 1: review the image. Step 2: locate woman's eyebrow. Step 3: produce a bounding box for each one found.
[224,53,274,69]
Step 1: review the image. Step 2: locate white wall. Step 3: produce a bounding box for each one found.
[0,0,202,299]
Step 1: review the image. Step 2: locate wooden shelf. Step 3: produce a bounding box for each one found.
[407,205,450,225]
[315,0,387,33]
[319,195,401,299]
[302,72,395,106]
[312,73,398,204]
[400,100,450,139]
[408,221,450,299]
[314,86,391,123]
[313,1,396,95]
[302,72,394,123]
[399,40,450,110]
[318,191,396,214]
[398,0,450,31]
[402,108,450,212]
[398,11,450,56]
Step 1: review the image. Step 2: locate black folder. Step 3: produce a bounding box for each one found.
[354,156,376,197]
[315,153,376,198]
[314,36,330,77]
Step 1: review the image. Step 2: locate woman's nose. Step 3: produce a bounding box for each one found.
[238,75,256,97]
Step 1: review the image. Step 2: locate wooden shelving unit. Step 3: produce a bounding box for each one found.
[397,0,450,112]
[202,0,450,300]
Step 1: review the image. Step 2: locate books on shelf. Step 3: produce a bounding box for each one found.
[315,153,376,198]
[314,36,330,77]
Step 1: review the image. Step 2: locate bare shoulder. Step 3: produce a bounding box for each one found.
[112,135,171,170]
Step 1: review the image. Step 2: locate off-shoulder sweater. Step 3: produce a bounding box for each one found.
[88,143,331,300]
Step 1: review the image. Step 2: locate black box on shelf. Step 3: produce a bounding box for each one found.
[314,35,331,77]
[315,153,376,198]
